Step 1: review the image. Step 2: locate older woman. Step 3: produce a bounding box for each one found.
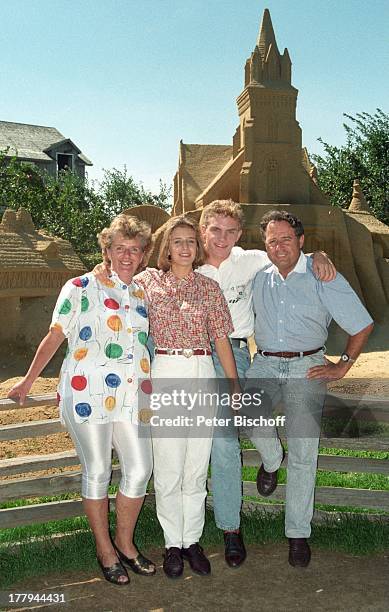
[135,215,240,579]
[8,215,156,586]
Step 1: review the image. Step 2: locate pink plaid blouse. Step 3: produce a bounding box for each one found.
[135,268,233,350]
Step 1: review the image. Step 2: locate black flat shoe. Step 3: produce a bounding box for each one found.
[163,547,184,579]
[182,543,211,576]
[224,531,247,568]
[113,543,156,576]
[96,557,130,585]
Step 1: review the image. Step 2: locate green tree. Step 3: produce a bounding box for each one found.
[99,166,172,215]
[0,153,172,267]
[312,109,389,225]
[0,151,45,215]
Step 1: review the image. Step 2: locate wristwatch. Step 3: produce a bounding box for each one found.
[340,353,356,363]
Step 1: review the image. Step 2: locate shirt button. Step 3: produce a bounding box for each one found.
[122,284,127,290]
[279,339,283,342]
[280,301,284,304]
[127,328,132,333]
[125,305,129,310]
[127,378,132,383]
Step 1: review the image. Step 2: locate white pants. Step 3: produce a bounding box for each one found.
[62,398,153,499]
[151,354,216,548]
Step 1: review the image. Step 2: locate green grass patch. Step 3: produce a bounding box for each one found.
[1,507,388,588]
[321,417,389,438]
[241,466,389,490]
[240,438,389,460]
[318,446,389,460]
[0,515,90,545]
[242,496,389,516]
[0,484,120,511]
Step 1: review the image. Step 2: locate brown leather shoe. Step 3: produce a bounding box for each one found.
[256,464,279,496]
[288,538,311,567]
[224,531,246,568]
[182,543,211,575]
[256,448,284,497]
[163,547,183,579]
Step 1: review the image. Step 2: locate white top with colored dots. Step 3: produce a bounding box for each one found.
[51,272,151,424]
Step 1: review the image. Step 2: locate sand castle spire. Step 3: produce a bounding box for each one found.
[257,8,280,59]
[246,8,292,86]
[348,179,371,212]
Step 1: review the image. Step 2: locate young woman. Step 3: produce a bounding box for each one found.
[135,215,240,578]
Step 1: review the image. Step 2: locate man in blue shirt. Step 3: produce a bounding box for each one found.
[245,210,373,567]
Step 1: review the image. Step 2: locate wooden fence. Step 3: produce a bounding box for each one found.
[1,392,388,529]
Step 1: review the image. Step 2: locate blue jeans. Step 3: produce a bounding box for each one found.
[245,351,326,538]
[210,345,251,531]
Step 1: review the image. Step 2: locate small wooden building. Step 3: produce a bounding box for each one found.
[0,121,92,179]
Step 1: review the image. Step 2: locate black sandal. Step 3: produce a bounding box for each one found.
[113,543,156,576]
[97,557,130,585]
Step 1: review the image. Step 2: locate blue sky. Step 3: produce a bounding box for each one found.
[1,0,388,194]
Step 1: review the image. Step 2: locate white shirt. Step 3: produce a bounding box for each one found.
[198,247,269,338]
[51,272,150,424]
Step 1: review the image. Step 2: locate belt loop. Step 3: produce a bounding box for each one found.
[299,351,303,358]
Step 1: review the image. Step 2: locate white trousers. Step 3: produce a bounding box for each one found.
[62,397,152,499]
[151,354,216,548]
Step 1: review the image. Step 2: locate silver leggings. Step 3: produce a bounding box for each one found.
[63,399,153,500]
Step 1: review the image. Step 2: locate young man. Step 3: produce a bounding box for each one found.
[197,200,336,568]
[245,210,373,567]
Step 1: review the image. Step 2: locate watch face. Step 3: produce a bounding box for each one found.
[341,353,349,362]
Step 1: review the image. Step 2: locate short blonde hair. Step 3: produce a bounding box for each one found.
[158,215,206,272]
[98,214,153,269]
[199,199,244,229]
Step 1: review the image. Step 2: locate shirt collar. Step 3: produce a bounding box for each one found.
[202,246,242,271]
[264,251,307,278]
[106,270,135,290]
[164,269,196,286]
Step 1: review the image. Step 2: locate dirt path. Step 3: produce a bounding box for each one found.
[4,544,388,612]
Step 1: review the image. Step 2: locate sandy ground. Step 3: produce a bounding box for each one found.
[4,544,389,612]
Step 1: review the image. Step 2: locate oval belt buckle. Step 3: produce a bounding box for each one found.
[183,349,193,358]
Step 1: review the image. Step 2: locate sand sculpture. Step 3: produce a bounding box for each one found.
[0,208,85,344]
[141,8,389,322]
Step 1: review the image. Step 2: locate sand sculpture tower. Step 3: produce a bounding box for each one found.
[237,9,326,206]
[145,8,389,321]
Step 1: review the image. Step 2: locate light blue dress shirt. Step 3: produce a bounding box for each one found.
[253,252,373,352]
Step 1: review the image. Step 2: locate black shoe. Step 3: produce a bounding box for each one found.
[223,531,246,568]
[113,542,156,576]
[288,538,311,567]
[163,547,184,579]
[96,557,129,585]
[256,448,284,497]
[182,543,211,576]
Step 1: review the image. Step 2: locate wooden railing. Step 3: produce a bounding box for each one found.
[1,392,388,529]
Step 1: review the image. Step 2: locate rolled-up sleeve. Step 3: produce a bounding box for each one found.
[50,279,81,338]
[318,274,373,335]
